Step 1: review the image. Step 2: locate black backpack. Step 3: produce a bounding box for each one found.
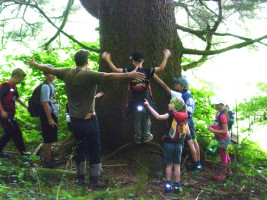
[28,82,53,117]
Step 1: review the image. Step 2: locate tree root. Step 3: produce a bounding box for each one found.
[103,141,163,161]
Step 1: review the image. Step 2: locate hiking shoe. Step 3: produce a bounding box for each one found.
[164,181,172,193]
[89,176,107,189]
[76,175,86,186]
[143,134,153,143]
[0,152,9,158]
[135,137,142,144]
[173,183,183,194]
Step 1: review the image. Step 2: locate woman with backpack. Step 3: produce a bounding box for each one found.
[208,97,233,181]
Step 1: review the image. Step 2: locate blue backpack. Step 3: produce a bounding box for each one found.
[217,109,235,131]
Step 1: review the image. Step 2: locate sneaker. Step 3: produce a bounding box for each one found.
[197,164,202,171]
[173,183,183,194]
[164,181,172,193]
[187,164,201,172]
[0,152,9,158]
[143,134,153,143]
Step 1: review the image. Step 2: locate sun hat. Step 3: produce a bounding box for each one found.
[211,96,226,105]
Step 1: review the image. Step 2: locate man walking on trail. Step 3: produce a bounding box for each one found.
[39,66,59,168]
[0,68,28,159]
[28,49,145,188]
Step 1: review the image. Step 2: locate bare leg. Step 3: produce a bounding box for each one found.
[43,143,52,162]
[166,163,173,181]
[173,164,181,183]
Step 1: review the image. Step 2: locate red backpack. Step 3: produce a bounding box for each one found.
[0,81,16,115]
[164,112,188,142]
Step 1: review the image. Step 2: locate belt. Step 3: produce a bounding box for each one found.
[84,112,96,119]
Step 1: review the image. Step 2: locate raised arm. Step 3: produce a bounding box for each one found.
[143,98,169,120]
[28,57,55,74]
[102,52,123,73]
[153,74,171,95]
[154,49,171,73]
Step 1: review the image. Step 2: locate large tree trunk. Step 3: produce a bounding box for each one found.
[82,0,182,151]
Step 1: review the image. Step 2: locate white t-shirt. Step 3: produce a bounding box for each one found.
[171,90,182,98]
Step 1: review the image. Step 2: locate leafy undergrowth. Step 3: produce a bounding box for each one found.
[0,150,266,200]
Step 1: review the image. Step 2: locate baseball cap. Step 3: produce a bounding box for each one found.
[130,52,144,62]
[173,77,189,89]
[170,97,185,111]
[211,96,226,105]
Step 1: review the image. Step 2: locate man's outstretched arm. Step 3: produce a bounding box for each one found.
[103,68,145,81]
[28,58,55,74]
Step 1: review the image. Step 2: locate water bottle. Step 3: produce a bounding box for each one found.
[65,113,71,123]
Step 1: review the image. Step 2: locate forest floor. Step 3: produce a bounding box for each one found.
[0,145,266,200]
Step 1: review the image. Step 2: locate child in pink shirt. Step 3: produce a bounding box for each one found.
[208,97,233,181]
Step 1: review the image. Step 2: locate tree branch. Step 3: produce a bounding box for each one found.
[1,0,100,53]
[176,24,206,41]
[29,1,99,52]
[183,34,267,56]
[43,0,74,50]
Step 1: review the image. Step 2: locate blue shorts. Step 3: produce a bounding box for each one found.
[164,142,183,164]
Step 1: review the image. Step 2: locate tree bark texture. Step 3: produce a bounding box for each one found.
[82,0,183,150]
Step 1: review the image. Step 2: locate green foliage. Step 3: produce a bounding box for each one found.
[0,40,100,145]
[190,86,216,146]
[237,82,267,127]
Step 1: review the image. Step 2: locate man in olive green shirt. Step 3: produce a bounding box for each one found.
[28,49,144,188]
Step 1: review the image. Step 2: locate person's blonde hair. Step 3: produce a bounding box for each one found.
[11,68,26,78]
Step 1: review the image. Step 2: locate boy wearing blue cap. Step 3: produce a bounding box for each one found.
[153,74,202,171]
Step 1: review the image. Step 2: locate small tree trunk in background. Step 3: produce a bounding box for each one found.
[84,0,183,151]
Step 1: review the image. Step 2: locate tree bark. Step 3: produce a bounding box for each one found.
[82,0,183,150]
